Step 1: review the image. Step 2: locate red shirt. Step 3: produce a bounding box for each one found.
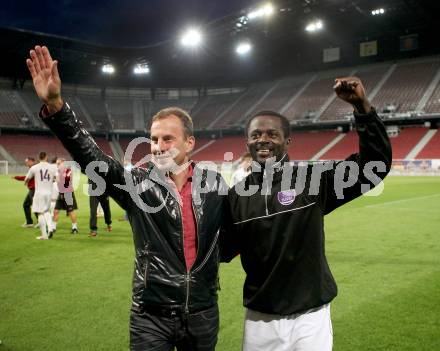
[14,175,35,190]
[168,165,197,271]
[57,166,73,193]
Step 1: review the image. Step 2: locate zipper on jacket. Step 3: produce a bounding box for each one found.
[143,260,149,288]
[142,243,150,289]
[175,197,191,313]
[192,230,219,273]
[184,274,191,314]
[263,169,269,216]
[191,200,200,270]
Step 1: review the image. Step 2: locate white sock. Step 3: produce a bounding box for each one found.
[38,215,48,238]
[43,212,53,232]
[72,223,78,230]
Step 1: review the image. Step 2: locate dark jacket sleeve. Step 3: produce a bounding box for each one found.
[40,102,130,210]
[219,189,240,263]
[320,108,392,214]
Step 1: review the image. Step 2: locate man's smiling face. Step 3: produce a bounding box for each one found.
[246,115,290,165]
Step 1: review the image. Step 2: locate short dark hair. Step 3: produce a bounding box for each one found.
[245,110,290,138]
[38,152,47,160]
[150,107,194,138]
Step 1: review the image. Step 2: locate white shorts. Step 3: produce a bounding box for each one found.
[243,304,333,351]
[32,192,52,214]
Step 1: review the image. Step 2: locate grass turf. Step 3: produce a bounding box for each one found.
[0,175,439,350]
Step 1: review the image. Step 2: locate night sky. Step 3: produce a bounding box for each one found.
[1,0,259,47]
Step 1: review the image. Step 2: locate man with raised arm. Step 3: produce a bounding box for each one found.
[220,78,392,351]
[27,45,226,351]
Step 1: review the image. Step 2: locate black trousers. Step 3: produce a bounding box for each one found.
[23,189,35,224]
[130,304,219,351]
[89,195,112,231]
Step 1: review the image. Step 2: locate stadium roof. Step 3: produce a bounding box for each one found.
[1,0,438,87]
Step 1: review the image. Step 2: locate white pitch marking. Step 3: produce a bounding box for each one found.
[366,193,440,208]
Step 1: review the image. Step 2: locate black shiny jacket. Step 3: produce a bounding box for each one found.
[42,103,226,313]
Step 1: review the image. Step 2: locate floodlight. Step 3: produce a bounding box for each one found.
[101,64,115,74]
[247,4,274,20]
[371,8,385,15]
[305,20,323,32]
[133,64,150,75]
[181,28,202,47]
[236,42,252,55]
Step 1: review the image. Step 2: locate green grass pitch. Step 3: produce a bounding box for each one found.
[1,175,439,350]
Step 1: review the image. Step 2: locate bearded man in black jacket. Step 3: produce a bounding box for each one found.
[221,77,392,351]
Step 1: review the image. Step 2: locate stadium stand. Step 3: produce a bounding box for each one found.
[1,57,440,132]
[288,131,339,160]
[320,64,391,121]
[212,82,275,128]
[0,90,30,127]
[371,58,440,113]
[389,127,430,159]
[191,136,247,162]
[415,129,440,159]
[247,74,313,118]
[319,131,359,160]
[150,98,198,117]
[282,68,352,121]
[424,81,440,114]
[0,134,115,163]
[192,93,242,129]
[118,136,151,165]
[107,98,135,130]
[79,96,112,131]
[0,134,71,162]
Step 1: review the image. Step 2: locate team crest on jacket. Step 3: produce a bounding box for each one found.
[277,189,296,206]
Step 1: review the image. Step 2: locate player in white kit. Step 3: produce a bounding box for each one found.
[25,152,58,240]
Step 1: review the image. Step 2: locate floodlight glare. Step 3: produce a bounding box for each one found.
[305,20,323,32]
[181,28,202,47]
[133,64,150,75]
[236,42,252,55]
[371,8,385,15]
[247,3,274,20]
[102,64,115,74]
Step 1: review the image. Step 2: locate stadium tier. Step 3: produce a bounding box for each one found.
[288,131,339,160]
[79,96,112,131]
[424,81,440,114]
[320,64,392,121]
[118,136,151,165]
[192,94,242,129]
[107,98,135,130]
[415,129,440,159]
[248,75,313,118]
[0,90,30,127]
[389,127,430,159]
[1,56,440,131]
[282,72,349,121]
[191,136,247,162]
[212,82,275,128]
[0,134,71,161]
[371,58,440,113]
[0,134,114,164]
[319,131,359,160]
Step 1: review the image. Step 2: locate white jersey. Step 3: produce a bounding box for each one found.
[25,162,58,194]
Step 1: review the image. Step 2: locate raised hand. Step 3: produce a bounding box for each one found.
[334,77,371,114]
[26,45,63,114]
